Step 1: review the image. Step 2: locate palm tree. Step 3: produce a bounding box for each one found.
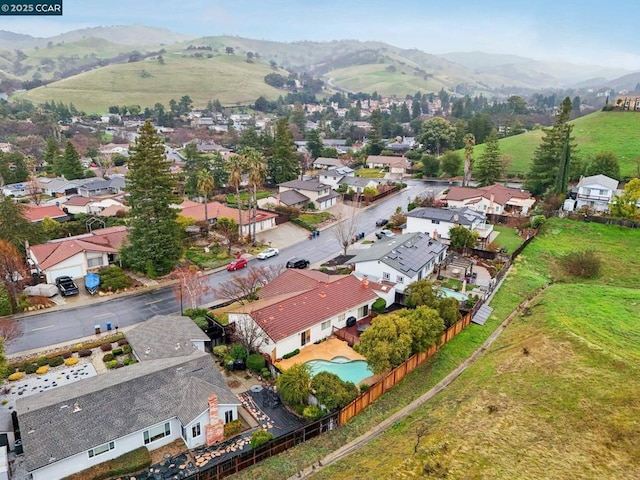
[241,147,267,244]
[228,155,246,239]
[196,169,215,225]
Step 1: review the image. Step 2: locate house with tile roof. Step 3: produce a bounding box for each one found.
[403,207,493,244]
[24,205,69,223]
[177,200,278,237]
[443,184,536,216]
[28,226,127,283]
[277,179,340,210]
[226,270,383,362]
[16,315,239,480]
[346,233,447,295]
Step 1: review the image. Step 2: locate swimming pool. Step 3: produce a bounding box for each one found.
[305,356,373,384]
[439,287,469,302]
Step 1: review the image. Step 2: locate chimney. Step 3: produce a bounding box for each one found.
[205,394,225,445]
[361,276,369,288]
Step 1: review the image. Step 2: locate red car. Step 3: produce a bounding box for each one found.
[226,257,248,271]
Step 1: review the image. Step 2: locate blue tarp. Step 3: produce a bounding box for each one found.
[85,273,100,294]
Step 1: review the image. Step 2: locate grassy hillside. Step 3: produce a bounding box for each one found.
[468,111,640,179]
[309,219,640,479]
[16,54,286,113]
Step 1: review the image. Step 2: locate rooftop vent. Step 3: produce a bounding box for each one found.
[73,403,81,413]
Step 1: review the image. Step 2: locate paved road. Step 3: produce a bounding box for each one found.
[8,180,445,355]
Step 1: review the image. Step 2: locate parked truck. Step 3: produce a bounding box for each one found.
[55,276,79,297]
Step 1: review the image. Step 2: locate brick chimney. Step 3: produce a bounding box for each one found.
[205,393,225,446]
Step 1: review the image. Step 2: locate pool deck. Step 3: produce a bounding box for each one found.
[275,337,365,371]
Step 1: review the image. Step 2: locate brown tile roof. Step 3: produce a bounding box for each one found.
[231,272,378,342]
[63,196,94,207]
[178,200,277,224]
[24,205,68,222]
[444,184,531,205]
[30,226,127,269]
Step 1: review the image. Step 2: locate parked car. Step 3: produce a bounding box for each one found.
[375,229,396,239]
[226,257,248,271]
[256,247,279,260]
[286,257,310,269]
[55,276,79,297]
[375,218,389,227]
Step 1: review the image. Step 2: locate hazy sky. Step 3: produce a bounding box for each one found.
[1,0,638,67]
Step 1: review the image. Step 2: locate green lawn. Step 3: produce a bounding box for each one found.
[232,218,640,480]
[492,225,523,253]
[184,246,232,269]
[225,190,273,205]
[298,212,333,226]
[355,168,386,178]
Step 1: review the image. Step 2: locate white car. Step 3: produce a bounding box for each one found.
[256,247,279,259]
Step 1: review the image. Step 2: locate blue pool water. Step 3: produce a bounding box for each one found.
[439,287,469,302]
[305,358,373,384]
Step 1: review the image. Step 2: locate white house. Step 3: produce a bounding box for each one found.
[28,226,127,282]
[1,181,31,198]
[16,316,239,480]
[404,207,493,244]
[318,167,355,189]
[346,233,448,294]
[226,270,381,362]
[312,157,346,170]
[443,184,536,216]
[337,176,384,194]
[277,179,341,210]
[575,174,619,212]
[365,155,410,179]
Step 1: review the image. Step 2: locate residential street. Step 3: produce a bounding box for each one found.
[8,180,449,355]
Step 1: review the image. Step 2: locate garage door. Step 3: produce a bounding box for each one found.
[47,265,84,283]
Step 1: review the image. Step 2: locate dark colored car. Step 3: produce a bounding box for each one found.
[55,276,79,297]
[375,218,389,227]
[226,257,248,271]
[286,257,310,269]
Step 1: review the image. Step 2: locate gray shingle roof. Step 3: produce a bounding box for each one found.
[17,353,238,472]
[577,174,619,191]
[316,190,341,203]
[346,233,447,276]
[279,179,329,191]
[126,314,211,361]
[338,177,380,188]
[406,207,485,226]
[279,189,310,205]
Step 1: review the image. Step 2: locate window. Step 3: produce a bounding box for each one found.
[192,423,201,438]
[338,313,345,321]
[382,272,390,281]
[88,441,114,458]
[396,275,404,284]
[358,305,369,317]
[225,410,234,423]
[87,257,103,268]
[321,320,331,330]
[431,219,440,224]
[143,422,171,445]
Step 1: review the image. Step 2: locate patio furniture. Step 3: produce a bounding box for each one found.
[357,324,370,334]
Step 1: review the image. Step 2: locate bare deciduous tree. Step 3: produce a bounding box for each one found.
[214,264,284,305]
[231,311,269,354]
[0,317,20,344]
[331,207,361,256]
[171,264,211,311]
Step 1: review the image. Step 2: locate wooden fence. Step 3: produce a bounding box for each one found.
[338,312,472,426]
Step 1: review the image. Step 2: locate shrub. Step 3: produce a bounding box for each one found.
[78,349,92,358]
[223,420,243,439]
[117,339,129,346]
[60,351,73,359]
[103,353,115,362]
[23,363,38,374]
[560,249,601,278]
[230,344,248,361]
[123,345,132,354]
[99,266,132,291]
[246,353,266,371]
[372,297,387,314]
[65,358,79,367]
[530,214,547,229]
[106,360,119,369]
[48,356,64,367]
[282,349,300,360]
[100,343,113,352]
[311,371,359,410]
[123,358,137,366]
[112,348,124,356]
[36,366,49,375]
[184,307,208,320]
[0,285,11,316]
[250,430,274,449]
[36,356,49,367]
[303,405,324,421]
[213,345,229,357]
[8,372,24,381]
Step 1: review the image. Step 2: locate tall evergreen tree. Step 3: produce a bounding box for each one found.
[0,196,43,253]
[525,97,576,196]
[60,141,84,180]
[305,129,323,159]
[122,121,182,277]
[43,136,60,175]
[268,118,299,184]
[474,130,503,186]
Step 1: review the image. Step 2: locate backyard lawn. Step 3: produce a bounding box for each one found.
[355,168,386,178]
[492,225,523,253]
[232,218,640,480]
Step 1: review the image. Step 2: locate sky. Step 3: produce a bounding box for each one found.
[1,0,639,68]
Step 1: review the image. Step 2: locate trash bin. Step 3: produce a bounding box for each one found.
[94,325,101,335]
[14,439,22,455]
[106,322,112,331]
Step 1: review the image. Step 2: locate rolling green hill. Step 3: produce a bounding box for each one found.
[16,54,287,113]
[466,111,640,179]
